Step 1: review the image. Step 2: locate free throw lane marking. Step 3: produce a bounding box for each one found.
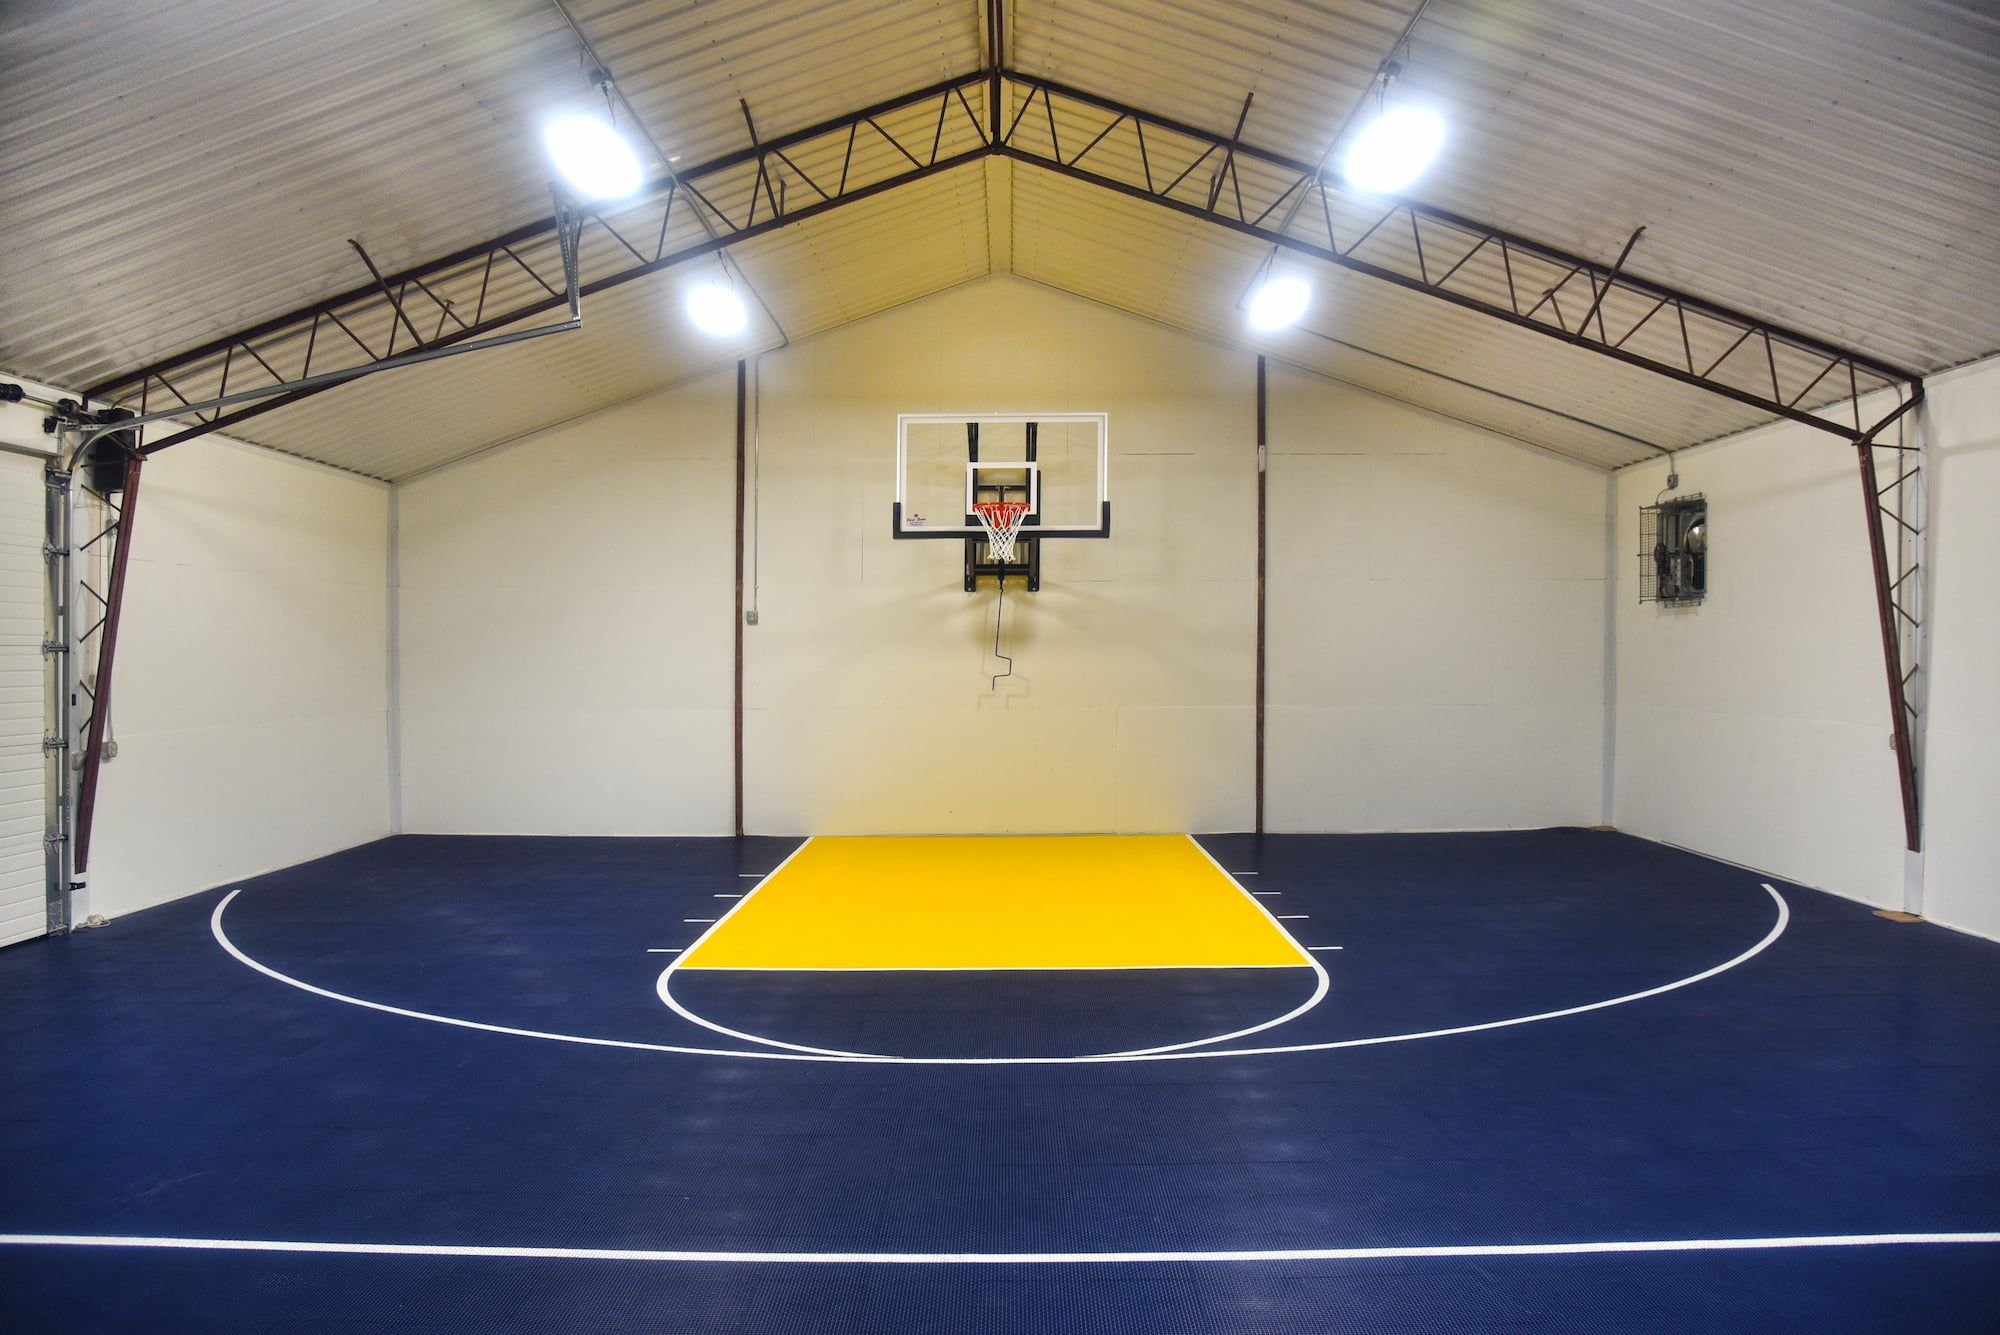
[677,835,1311,971]
[658,835,1326,1059]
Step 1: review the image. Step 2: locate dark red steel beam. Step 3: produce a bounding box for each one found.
[82,74,988,407]
[1853,388,1927,851]
[127,144,988,456]
[1254,354,1267,837]
[995,145,1893,443]
[733,359,747,839]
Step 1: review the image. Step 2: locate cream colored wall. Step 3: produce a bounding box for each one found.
[396,276,1620,838]
[395,372,738,834]
[1612,351,2000,935]
[744,277,1257,833]
[37,292,1994,923]
[1263,367,1609,831]
[1905,356,2000,939]
[1610,414,1909,907]
[88,435,391,918]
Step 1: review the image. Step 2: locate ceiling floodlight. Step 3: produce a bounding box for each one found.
[1342,106,1446,194]
[1247,276,1312,330]
[686,283,749,336]
[544,115,642,199]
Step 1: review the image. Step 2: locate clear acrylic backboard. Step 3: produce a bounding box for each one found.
[894,413,1109,539]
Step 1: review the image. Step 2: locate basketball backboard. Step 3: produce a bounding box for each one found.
[893,413,1110,541]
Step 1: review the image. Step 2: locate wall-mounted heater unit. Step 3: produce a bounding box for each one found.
[1639,494,1706,605]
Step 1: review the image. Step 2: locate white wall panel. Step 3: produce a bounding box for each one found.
[1611,414,1907,907]
[1611,354,2000,935]
[87,437,391,919]
[1264,367,1608,832]
[0,450,48,946]
[1911,356,2000,939]
[398,277,1625,840]
[395,373,737,835]
[744,277,1256,834]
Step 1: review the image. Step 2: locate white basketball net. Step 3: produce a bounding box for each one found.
[972,500,1032,563]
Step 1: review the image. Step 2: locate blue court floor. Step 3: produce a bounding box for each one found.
[2,829,1996,1332]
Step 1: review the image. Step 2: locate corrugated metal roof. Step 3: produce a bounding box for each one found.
[231,164,995,480]
[222,271,746,483]
[1017,0,2000,374]
[0,0,584,389]
[1409,0,2000,373]
[572,0,980,167]
[1007,162,1752,470]
[729,164,992,335]
[0,0,977,393]
[4,0,1994,479]
[1010,0,1411,165]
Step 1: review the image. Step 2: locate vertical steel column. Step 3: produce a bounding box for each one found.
[733,359,747,839]
[1255,355,1268,836]
[42,458,75,934]
[71,450,142,876]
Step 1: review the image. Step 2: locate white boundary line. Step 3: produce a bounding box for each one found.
[209,873,1792,1066]
[2,1232,1994,1264]
[655,835,1330,1061]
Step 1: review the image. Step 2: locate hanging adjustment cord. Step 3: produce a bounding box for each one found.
[989,577,1014,692]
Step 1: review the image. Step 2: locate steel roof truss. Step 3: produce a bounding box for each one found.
[85,71,1920,454]
[993,74,1918,441]
[88,74,996,452]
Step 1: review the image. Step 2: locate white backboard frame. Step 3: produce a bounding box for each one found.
[894,412,1110,539]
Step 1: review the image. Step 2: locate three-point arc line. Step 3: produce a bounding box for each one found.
[151,876,1994,1266]
[208,878,1796,1066]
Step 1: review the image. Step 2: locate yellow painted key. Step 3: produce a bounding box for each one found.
[679,835,1308,970]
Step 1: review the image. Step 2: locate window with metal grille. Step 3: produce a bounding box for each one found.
[1639,495,1706,605]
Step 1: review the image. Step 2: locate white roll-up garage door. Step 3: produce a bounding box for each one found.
[0,450,49,947]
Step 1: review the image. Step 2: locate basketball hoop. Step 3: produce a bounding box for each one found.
[972,500,1031,564]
